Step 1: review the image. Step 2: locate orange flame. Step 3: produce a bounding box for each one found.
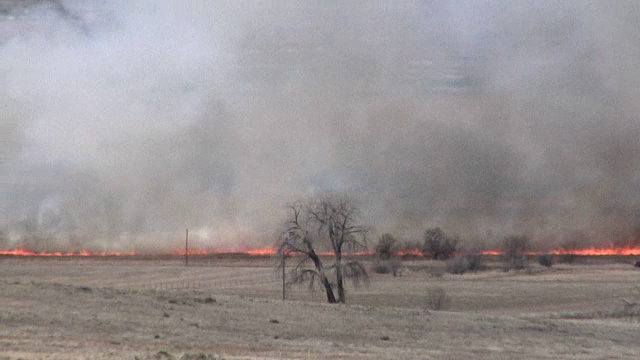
[393,249,424,257]
[172,249,211,256]
[2,245,640,257]
[246,247,276,256]
[0,248,135,257]
[479,250,503,256]
[173,248,277,256]
[480,246,640,257]
[551,246,640,256]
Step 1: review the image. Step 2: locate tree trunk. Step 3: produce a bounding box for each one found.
[321,274,337,303]
[308,250,337,303]
[335,252,345,303]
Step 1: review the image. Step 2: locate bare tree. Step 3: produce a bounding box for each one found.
[375,233,398,260]
[422,227,457,260]
[277,194,368,304]
[502,235,529,270]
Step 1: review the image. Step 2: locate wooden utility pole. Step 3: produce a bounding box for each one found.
[185,228,189,267]
[282,253,286,301]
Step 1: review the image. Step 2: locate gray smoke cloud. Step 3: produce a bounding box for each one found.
[1,0,639,253]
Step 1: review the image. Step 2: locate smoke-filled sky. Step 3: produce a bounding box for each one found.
[1,0,639,252]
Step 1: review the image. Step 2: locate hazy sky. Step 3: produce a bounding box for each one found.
[1,0,639,252]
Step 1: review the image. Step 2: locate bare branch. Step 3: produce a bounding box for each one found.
[277,193,369,304]
[343,261,370,288]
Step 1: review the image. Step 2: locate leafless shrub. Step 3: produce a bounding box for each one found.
[426,287,451,311]
[373,258,401,276]
[466,254,485,272]
[446,257,469,274]
[373,263,392,274]
[423,228,457,260]
[502,235,529,271]
[375,233,398,260]
[538,254,554,268]
[180,354,225,360]
[140,351,175,360]
[446,254,486,274]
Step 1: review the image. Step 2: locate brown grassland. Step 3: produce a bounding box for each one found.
[1,255,639,359]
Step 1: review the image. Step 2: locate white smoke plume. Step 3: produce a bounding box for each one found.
[1,0,639,252]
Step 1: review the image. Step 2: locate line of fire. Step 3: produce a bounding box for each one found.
[2,245,640,257]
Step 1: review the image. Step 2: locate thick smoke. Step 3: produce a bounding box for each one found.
[1,0,639,252]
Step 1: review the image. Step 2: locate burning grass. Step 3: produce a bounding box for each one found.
[0,248,135,257]
[2,244,640,258]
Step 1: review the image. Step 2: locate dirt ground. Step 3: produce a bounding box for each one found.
[1,255,639,359]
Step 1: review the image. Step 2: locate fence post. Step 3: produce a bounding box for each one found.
[185,228,189,267]
[282,254,286,301]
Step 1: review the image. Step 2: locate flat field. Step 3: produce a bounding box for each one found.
[1,255,639,359]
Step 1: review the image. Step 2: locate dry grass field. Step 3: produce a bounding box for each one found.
[1,255,639,359]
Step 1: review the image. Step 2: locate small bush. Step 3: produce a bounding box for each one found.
[151,351,175,360]
[372,259,401,276]
[195,297,216,304]
[426,287,451,311]
[373,263,392,274]
[375,233,398,260]
[466,254,485,272]
[446,255,485,275]
[538,254,554,268]
[502,235,529,271]
[180,354,221,360]
[446,257,469,275]
[502,257,528,271]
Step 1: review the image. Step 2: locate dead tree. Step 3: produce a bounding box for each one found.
[423,227,457,260]
[502,235,530,270]
[277,194,368,304]
[375,233,398,260]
